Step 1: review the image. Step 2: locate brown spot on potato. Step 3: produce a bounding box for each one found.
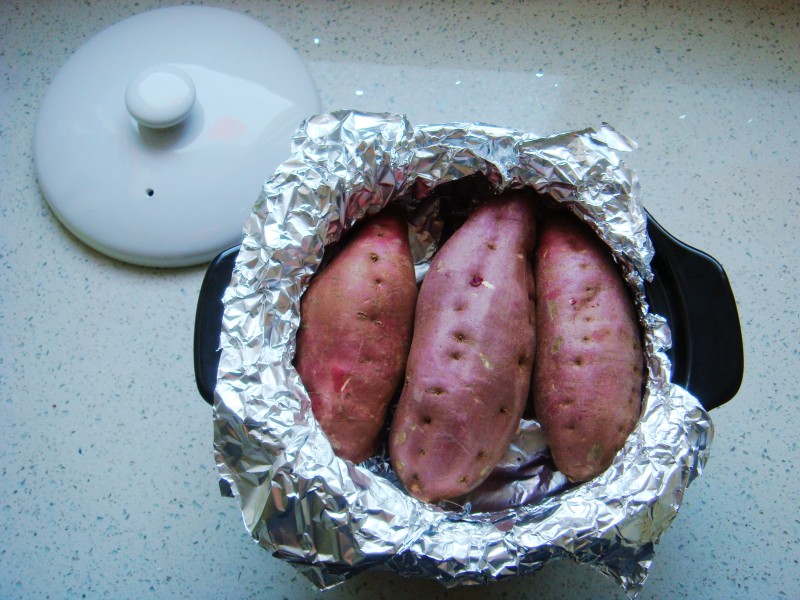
[450,351,462,360]
[454,332,467,343]
[499,407,511,416]
[375,277,383,285]
[574,356,584,366]
[517,354,528,366]
[586,444,602,462]
[425,387,444,396]
[418,448,426,456]
[487,242,496,250]
[355,310,382,325]
[423,416,432,424]
[369,252,379,262]
[412,473,420,481]
[477,450,487,459]
[458,476,468,484]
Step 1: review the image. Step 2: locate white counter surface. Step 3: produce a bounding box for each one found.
[2,1,798,598]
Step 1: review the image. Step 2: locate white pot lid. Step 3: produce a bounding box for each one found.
[34,5,320,267]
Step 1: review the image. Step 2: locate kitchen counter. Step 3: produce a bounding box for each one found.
[1,1,797,598]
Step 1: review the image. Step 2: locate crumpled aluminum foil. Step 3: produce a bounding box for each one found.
[213,110,713,597]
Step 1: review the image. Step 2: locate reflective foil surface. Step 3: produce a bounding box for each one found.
[213,111,712,596]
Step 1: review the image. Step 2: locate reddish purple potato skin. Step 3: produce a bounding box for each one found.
[295,207,418,463]
[390,191,537,503]
[533,212,644,482]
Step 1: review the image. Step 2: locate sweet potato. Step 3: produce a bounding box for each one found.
[532,211,644,482]
[389,190,537,502]
[294,206,418,463]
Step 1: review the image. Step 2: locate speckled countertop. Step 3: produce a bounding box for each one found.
[1,1,798,598]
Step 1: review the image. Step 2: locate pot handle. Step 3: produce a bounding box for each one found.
[193,215,745,411]
[643,213,744,410]
[193,245,240,405]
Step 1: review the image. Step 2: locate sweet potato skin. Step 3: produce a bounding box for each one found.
[294,206,418,463]
[389,191,537,502]
[532,212,644,482]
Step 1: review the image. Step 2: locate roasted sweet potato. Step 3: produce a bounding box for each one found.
[294,206,418,463]
[532,211,644,482]
[389,190,537,502]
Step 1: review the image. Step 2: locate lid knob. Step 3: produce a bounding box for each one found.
[125,65,196,129]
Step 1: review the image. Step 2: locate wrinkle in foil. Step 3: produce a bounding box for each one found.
[213,111,713,597]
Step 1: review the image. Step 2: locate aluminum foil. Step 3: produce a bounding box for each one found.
[213,110,713,597]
